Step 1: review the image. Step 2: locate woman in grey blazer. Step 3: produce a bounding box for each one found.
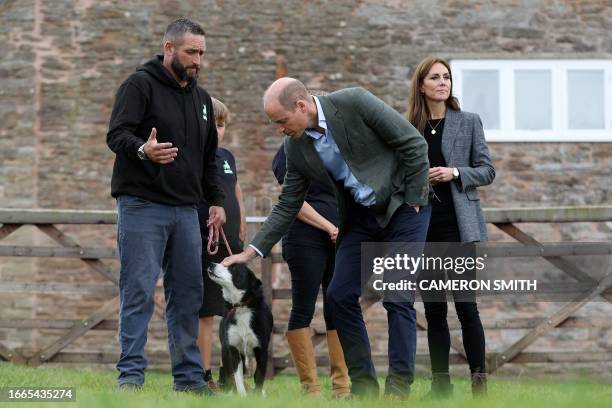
[407,57,495,398]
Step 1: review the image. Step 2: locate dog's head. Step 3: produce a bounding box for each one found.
[208,262,262,306]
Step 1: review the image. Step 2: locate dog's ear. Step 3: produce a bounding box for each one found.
[251,276,263,295]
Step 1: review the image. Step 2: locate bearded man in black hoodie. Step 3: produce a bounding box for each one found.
[107,18,225,394]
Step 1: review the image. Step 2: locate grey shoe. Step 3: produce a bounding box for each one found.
[383,373,411,400]
[118,383,143,391]
[174,383,216,396]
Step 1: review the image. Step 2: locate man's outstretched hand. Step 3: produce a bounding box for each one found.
[222,246,257,266]
[143,128,178,164]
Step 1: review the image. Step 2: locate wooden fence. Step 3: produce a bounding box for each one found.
[1,205,612,375]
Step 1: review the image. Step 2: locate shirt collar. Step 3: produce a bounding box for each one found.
[305,96,327,140]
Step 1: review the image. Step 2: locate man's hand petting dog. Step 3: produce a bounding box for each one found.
[222,246,257,266]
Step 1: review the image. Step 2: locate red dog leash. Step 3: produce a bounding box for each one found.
[207,221,233,256]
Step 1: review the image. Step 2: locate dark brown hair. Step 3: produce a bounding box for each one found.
[163,18,205,48]
[407,57,460,134]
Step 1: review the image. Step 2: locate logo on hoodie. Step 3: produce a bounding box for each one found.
[202,104,208,121]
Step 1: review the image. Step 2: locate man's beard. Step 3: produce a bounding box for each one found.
[171,58,199,82]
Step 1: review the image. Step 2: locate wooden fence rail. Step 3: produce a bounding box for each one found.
[1,205,612,375]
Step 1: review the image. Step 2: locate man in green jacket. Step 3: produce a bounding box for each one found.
[223,77,431,398]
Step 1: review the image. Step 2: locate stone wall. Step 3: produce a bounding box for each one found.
[3,0,611,209]
[1,0,611,378]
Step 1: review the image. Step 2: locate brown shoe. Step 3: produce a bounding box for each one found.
[204,369,220,391]
[207,379,220,390]
[287,327,321,396]
[326,330,351,399]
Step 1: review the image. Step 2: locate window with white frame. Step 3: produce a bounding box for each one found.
[450,60,612,142]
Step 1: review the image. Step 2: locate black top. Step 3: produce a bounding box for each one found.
[272,145,339,248]
[425,118,457,224]
[107,55,224,207]
[198,148,242,250]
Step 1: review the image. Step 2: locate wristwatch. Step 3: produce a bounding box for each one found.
[137,144,148,160]
[452,167,459,179]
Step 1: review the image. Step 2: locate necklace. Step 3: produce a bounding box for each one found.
[428,118,444,135]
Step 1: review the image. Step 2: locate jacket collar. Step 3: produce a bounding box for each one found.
[441,108,461,163]
[316,95,353,156]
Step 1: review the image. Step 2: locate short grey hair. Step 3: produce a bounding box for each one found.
[162,18,205,48]
[277,79,310,111]
[309,89,329,97]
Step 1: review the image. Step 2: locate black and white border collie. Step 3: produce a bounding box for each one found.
[207,262,273,396]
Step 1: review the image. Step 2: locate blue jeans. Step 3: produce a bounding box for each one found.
[326,201,431,396]
[116,195,205,390]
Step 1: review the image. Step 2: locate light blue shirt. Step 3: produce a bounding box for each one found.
[305,96,376,207]
[249,96,377,258]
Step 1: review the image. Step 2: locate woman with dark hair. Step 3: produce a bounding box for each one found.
[407,56,495,398]
[272,144,350,399]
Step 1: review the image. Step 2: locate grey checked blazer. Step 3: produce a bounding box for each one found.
[439,108,495,242]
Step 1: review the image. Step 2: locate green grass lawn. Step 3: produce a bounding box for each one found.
[0,363,610,408]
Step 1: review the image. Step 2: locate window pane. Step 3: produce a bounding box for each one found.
[515,70,552,130]
[568,70,605,129]
[461,70,499,129]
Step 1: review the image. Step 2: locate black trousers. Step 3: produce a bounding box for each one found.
[422,215,486,375]
[282,242,335,331]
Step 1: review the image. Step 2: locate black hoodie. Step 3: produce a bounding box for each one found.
[107,55,225,207]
